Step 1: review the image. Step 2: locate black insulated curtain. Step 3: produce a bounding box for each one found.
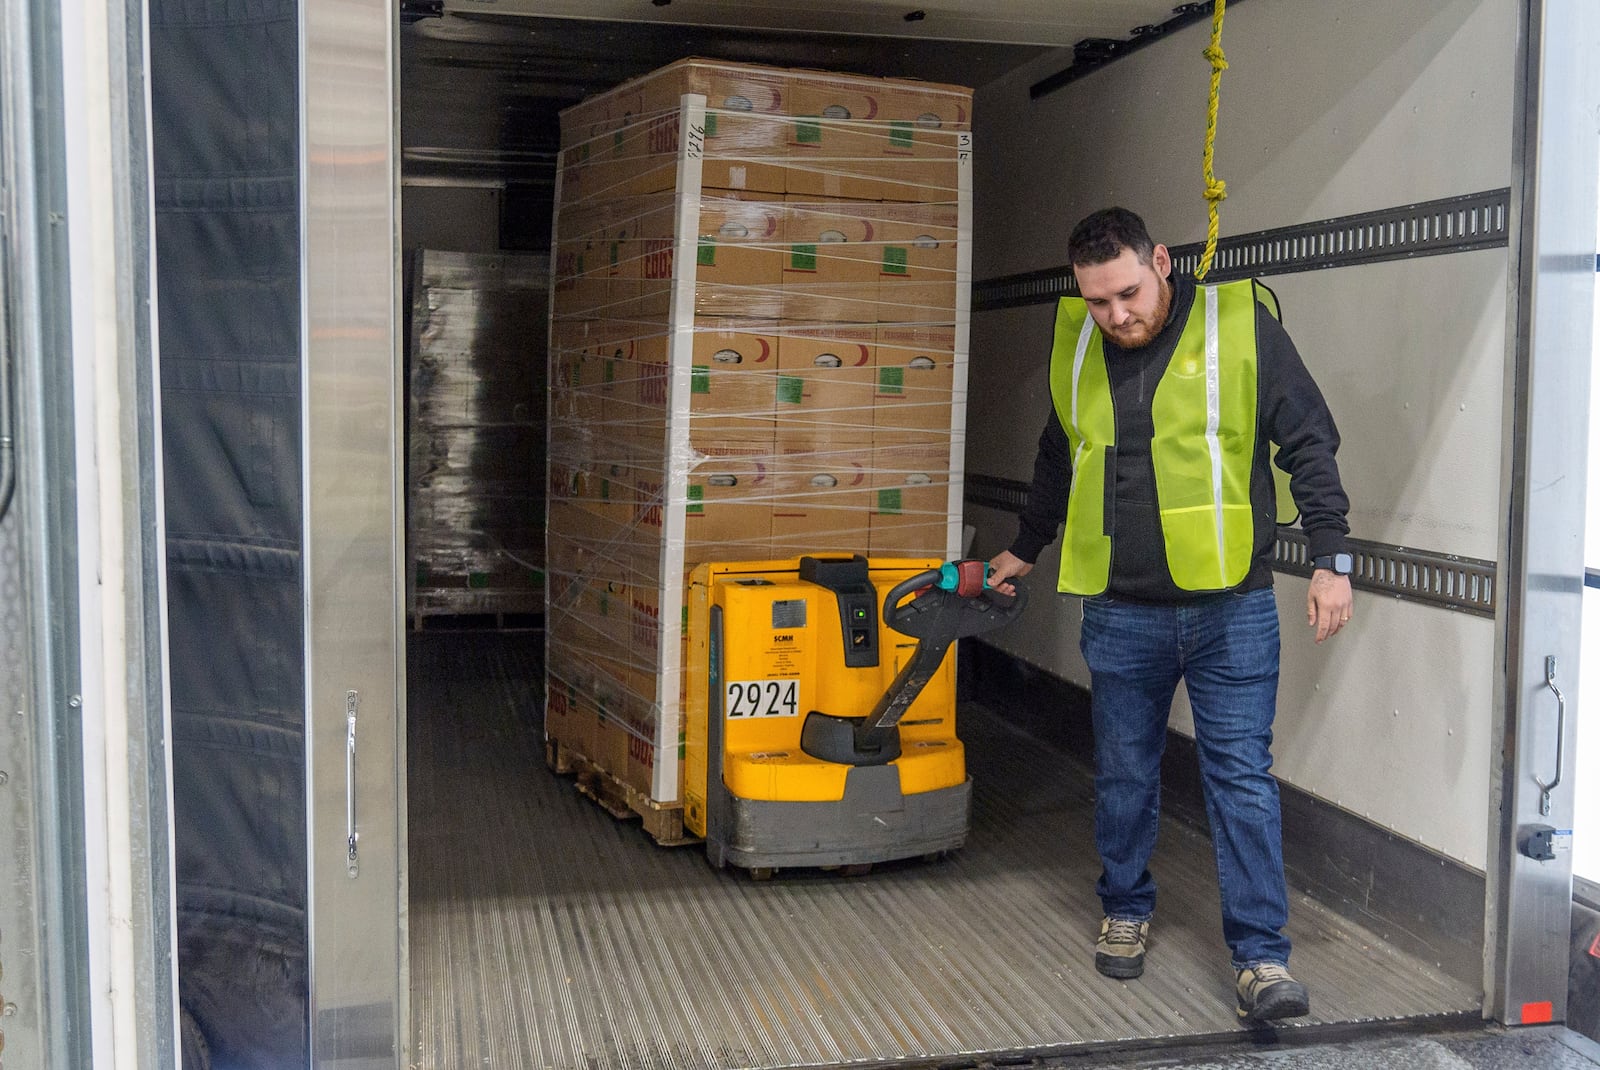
[149,1,307,1066]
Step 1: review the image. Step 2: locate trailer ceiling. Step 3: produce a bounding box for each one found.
[401,2,1212,231]
[404,2,1200,185]
[434,0,1188,47]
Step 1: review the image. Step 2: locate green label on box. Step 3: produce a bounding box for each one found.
[878,489,903,515]
[698,237,717,266]
[882,247,909,275]
[691,365,710,394]
[604,359,616,384]
[469,572,489,589]
[687,484,704,514]
[890,121,914,149]
[790,244,817,271]
[601,479,614,502]
[794,119,822,144]
[777,375,804,405]
[878,367,905,395]
[610,242,620,268]
[705,112,718,138]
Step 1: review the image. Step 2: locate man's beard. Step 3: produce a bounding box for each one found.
[1105,280,1173,349]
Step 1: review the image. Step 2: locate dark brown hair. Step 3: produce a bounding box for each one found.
[1067,207,1155,267]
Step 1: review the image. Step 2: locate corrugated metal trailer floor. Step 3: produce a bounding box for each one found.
[1037,1026,1600,1069]
[408,631,1478,1070]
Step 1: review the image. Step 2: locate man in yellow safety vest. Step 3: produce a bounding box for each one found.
[987,207,1354,1023]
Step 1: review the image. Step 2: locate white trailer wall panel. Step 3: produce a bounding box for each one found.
[967,0,1515,869]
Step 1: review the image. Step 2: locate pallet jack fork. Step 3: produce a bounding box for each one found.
[687,555,1026,878]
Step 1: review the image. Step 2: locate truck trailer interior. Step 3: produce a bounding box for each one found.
[2,0,1592,1068]
[383,2,1572,1066]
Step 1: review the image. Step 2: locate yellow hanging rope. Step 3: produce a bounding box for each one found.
[1196,0,1228,281]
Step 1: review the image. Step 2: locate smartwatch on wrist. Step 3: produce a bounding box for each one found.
[1311,551,1354,576]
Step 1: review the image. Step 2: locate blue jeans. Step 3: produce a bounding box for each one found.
[1078,587,1290,968]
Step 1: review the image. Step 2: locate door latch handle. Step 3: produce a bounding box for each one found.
[1534,656,1564,817]
[346,689,360,877]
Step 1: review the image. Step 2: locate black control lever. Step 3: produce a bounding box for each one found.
[800,561,1028,766]
[859,564,1027,743]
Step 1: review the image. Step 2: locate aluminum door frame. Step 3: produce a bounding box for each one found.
[4,0,177,1064]
[1488,0,1599,1027]
[0,3,88,1062]
[301,0,407,1063]
[3,0,177,1064]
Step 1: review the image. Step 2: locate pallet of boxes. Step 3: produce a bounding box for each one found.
[408,250,549,628]
[545,58,971,842]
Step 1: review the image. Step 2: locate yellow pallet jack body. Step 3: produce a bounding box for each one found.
[684,555,1023,875]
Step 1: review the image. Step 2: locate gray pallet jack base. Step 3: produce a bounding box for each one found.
[706,764,971,872]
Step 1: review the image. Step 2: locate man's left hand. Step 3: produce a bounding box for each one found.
[1307,570,1353,643]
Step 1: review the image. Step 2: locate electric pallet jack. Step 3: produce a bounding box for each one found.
[684,555,1026,877]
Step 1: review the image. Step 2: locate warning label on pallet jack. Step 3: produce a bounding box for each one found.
[771,599,806,629]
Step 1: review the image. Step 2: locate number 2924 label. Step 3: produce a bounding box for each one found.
[724,678,800,719]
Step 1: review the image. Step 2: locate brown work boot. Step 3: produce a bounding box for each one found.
[1094,916,1149,979]
[1235,962,1311,1022]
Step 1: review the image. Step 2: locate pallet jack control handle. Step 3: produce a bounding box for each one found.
[802,561,1030,767]
[882,560,1028,642]
[853,563,1028,744]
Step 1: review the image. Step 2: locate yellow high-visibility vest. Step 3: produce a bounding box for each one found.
[1047,279,1288,595]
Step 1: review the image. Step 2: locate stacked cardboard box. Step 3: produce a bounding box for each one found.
[546,59,971,808]
[408,250,548,623]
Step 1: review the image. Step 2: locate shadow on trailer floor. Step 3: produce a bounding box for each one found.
[407,630,1482,1070]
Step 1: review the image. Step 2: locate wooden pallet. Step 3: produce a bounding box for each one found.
[410,609,544,633]
[544,738,698,848]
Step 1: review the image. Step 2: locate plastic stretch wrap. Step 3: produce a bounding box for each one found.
[546,60,972,803]
[409,250,549,618]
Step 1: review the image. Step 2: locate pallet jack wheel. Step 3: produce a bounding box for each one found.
[841,863,873,877]
[748,867,775,882]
